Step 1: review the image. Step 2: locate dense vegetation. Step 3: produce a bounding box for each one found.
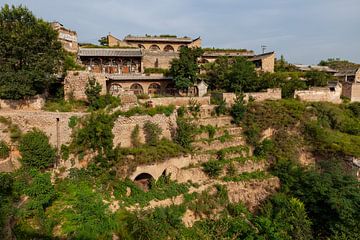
[0,5,63,100]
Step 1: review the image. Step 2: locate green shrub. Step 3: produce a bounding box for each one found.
[188,98,201,118]
[143,121,162,146]
[71,112,114,156]
[175,118,196,149]
[85,77,102,108]
[60,144,70,160]
[230,94,247,125]
[68,116,78,128]
[202,160,222,177]
[43,99,87,112]
[19,130,56,169]
[130,125,141,147]
[115,139,186,166]
[88,94,121,111]
[24,170,57,215]
[0,141,10,159]
[348,102,360,118]
[215,99,228,116]
[177,106,186,117]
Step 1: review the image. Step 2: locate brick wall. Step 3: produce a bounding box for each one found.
[142,51,178,69]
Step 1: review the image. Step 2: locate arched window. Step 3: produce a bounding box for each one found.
[130,83,144,95]
[109,83,123,96]
[138,44,146,49]
[164,45,175,52]
[148,83,161,95]
[149,44,160,51]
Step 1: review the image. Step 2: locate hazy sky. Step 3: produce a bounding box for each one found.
[1,0,360,64]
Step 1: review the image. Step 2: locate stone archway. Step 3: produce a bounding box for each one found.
[148,83,161,95]
[134,173,154,191]
[149,44,160,52]
[108,83,123,96]
[130,83,144,95]
[164,45,175,52]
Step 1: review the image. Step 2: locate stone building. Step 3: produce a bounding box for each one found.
[201,50,275,73]
[51,22,78,53]
[338,68,360,102]
[107,34,201,69]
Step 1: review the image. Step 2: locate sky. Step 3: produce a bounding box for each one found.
[1,0,360,64]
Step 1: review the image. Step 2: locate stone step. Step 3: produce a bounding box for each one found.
[196,116,234,128]
[194,126,243,141]
[193,136,245,151]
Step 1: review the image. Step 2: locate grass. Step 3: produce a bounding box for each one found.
[43,99,87,112]
[223,170,270,182]
[113,176,189,207]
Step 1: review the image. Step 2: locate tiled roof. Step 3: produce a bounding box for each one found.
[124,36,193,43]
[294,64,338,73]
[249,52,275,61]
[78,48,142,57]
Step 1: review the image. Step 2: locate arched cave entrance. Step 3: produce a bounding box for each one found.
[134,173,154,191]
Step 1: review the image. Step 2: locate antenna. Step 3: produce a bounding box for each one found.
[261,45,267,54]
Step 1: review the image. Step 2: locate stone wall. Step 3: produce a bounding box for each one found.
[343,82,360,102]
[0,110,177,149]
[139,96,210,107]
[112,113,177,148]
[64,71,107,100]
[294,84,342,103]
[0,111,85,147]
[260,52,275,73]
[212,88,282,105]
[0,95,45,110]
[142,51,178,69]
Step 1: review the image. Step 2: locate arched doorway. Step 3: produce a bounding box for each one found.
[134,173,154,191]
[109,83,123,96]
[164,45,175,52]
[130,83,144,95]
[138,44,146,49]
[177,45,186,52]
[165,83,177,96]
[148,83,161,95]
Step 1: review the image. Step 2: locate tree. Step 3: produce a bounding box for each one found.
[85,77,102,108]
[169,47,204,90]
[227,57,259,92]
[0,4,63,100]
[19,129,56,169]
[203,56,259,92]
[98,36,108,46]
[305,70,333,87]
[319,58,360,71]
[202,56,231,91]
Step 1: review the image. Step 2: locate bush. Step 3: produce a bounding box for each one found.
[202,160,222,177]
[215,99,228,116]
[143,121,162,146]
[0,141,10,159]
[230,94,247,125]
[85,77,101,108]
[72,112,115,156]
[131,125,141,147]
[19,130,56,169]
[43,99,87,112]
[175,118,196,149]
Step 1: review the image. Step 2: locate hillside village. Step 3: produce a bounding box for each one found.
[0,4,360,240]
